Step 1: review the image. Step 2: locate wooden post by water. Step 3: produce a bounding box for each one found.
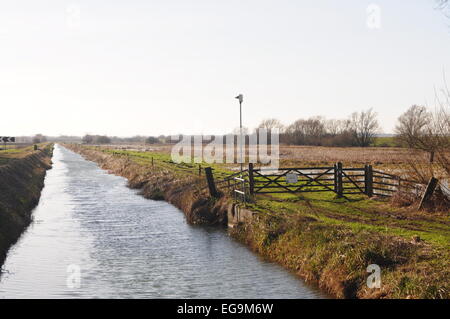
[365,164,373,197]
[248,163,255,195]
[418,177,438,210]
[204,167,218,198]
[336,162,343,198]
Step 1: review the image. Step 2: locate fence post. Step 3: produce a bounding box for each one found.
[204,167,219,198]
[151,157,154,167]
[365,164,373,197]
[418,177,439,210]
[364,165,368,194]
[336,162,343,198]
[198,164,202,176]
[334,163,338,194]
[248,163,255,195]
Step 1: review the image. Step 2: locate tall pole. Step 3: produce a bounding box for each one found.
[238,95,245,204]
[239,99,243,174]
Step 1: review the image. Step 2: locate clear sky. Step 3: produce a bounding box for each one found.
[1,0,450,137]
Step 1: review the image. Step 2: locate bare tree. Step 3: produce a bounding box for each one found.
[145,136,160,144]
[283,120,301,144]
[395,105,430,147]
[395,104,449,164]
[434,86,450,174]
[82,134,94,144]
[325,119,350,136]
[32,134,47,143]
[303,117,326,145]
[282,117,326,145]
[257,118,284,131]
[81,134,111,144]
[255,119,283,145]
[349,108,380,147]
[95,135,111,144]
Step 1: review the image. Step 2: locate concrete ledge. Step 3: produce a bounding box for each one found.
[227,204,258,228]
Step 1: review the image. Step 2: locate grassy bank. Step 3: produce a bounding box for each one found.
[0,143,54,267]
[65,144,449,299]
[232,191,449,298]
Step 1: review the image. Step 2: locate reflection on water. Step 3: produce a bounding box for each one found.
[0,145,325,299]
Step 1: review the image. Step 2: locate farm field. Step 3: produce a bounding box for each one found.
[0,144,45,166]
[278,145,425,166]
[90,142,430,166]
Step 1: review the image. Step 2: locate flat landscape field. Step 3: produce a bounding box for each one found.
[0,145,40,165]
[279,145,427,165]
[94,143,430,167]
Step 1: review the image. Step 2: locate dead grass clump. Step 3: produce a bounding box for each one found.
[390,191,420,208]
[390,187,450,213]
[421,188,450,213]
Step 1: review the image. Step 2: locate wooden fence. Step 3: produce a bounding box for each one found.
[115,150,424,201]
[208,163,421,200]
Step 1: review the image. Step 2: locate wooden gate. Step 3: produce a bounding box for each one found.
[210,163,417,198]
[251,166,337,194]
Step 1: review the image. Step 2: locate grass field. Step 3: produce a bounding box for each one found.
[0,144,45,166]
[90,142,431,168]
[278,145,425,167]
[371,136,402,147]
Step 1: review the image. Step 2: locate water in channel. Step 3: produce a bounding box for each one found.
[0,144,325,298]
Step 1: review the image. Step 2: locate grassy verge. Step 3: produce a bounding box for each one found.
[70,144,449,299]
[0,143,54,267]
[236,191,449,298]
[0,144,48,166]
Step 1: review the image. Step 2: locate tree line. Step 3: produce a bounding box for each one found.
[256,108,380,147]
[79,103,449,159]
[81,134,167,145]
